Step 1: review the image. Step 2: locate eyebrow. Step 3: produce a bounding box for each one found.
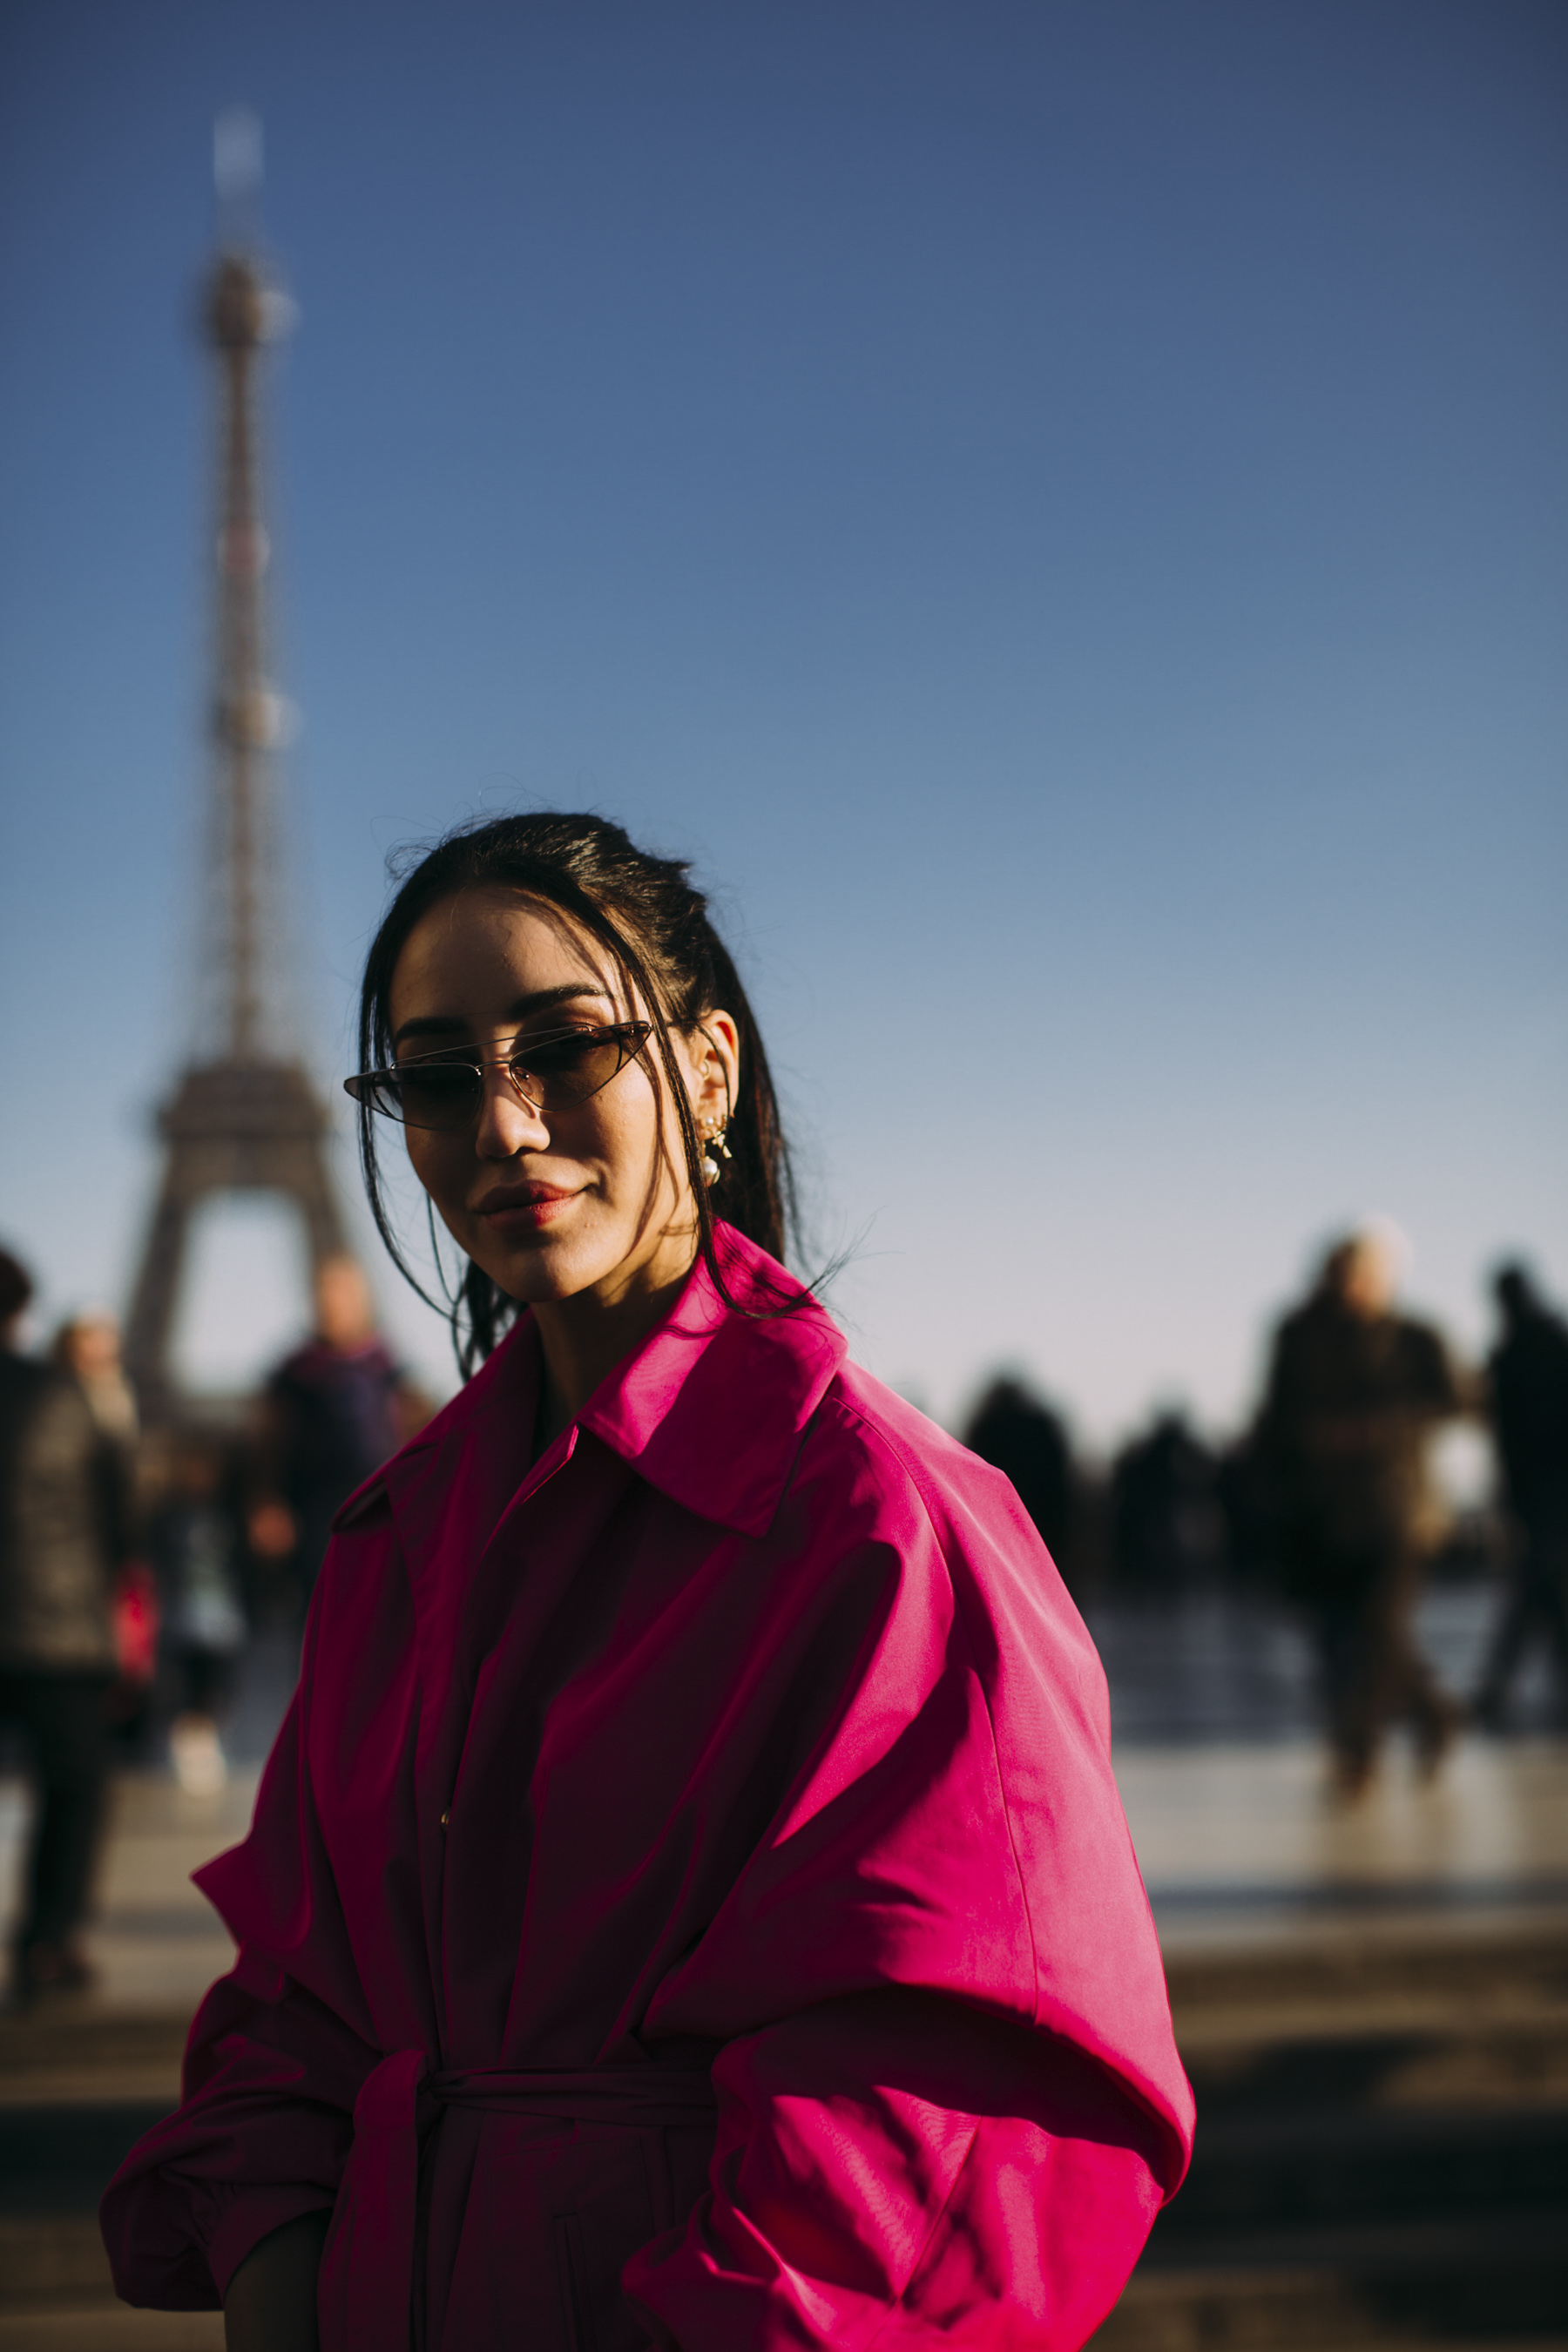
[392,983,612,1049]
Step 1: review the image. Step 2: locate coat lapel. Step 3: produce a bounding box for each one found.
[578,1231,846,1537]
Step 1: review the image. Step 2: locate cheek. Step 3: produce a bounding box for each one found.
[605,1078,682,1191]
[403,1131,459,1207]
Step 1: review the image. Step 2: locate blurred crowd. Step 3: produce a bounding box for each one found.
[0,1223,1565,2004]
[0,1244,429,2003]
[963,1230,1568,1794]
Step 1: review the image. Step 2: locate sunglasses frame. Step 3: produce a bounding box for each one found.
[344,1020,654,1132]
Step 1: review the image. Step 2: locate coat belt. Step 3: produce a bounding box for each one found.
[339,2051,719,2352]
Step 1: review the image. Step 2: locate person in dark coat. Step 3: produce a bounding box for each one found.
[251,1256,429,1619]
[962,1375,1074,1570]
[1256,1228,1465,1794]
[1474,1263,1568,1725]
[0,1248,131,1997]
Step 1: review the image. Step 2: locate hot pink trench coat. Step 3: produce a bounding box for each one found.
[103,1227,1193,2349]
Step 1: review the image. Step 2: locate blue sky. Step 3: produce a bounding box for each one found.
[2,0,1564,1445]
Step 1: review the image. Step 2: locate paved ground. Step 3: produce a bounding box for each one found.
[1125,1735,1568,1954]
[0,1771,249,2020]
[1081,1575,1564,1747]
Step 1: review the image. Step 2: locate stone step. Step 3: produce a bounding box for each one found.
[0,2012,188,2111]
[1157,2102,1568,2235]
[1104,1929,1568,2345]
[1111,2209,1568,2344]
[0,2103,174,2216]
[0,2215,118,2310]
[1180,2014,1568,2118]
[1164,1923,1568,2025]
[1095,2261,1568,2352]
[0,2315,223,2349]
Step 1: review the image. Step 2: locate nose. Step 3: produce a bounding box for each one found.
[473,1063,549,1159]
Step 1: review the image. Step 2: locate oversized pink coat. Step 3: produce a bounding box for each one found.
[103,1228,1193,2349]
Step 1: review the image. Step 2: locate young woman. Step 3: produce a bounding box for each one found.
[104,814,1193,2351]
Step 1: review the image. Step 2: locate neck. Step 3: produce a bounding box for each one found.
[530,1245,698,1441]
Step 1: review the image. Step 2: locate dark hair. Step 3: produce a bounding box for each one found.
[355,811,797,1375]
[1493,1260,1536,1319]
[0,1248,32,1328]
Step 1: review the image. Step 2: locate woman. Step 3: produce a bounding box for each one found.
[103,814,1193,2350]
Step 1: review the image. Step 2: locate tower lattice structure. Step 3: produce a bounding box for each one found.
[125,165,347,1416]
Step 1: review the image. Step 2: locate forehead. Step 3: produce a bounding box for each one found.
[390,886,616,1015]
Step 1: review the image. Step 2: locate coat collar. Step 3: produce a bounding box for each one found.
[337,1225,845,1544]
[576,1227,846,1537]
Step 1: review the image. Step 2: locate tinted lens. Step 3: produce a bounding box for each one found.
[383,1064,483,1130]
[349,1025,645,1130]
[517,1030,632,1106]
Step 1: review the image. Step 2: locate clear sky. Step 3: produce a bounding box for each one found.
[2,0,1564,1449]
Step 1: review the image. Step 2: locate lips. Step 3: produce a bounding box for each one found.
[473,1181,580,1231]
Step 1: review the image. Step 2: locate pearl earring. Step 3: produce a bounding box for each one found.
[700,1119,732,1186]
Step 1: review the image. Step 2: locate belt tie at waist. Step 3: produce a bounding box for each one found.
[339,2052,718,2352]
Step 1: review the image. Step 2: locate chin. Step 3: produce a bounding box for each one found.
[478,1233,612,1308]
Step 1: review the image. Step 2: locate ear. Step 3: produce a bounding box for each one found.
[691,1012,740,1131]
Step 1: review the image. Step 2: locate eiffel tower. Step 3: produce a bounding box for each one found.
[124,116,347,1417]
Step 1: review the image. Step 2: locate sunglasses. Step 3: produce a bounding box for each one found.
[345,1022,653,1133]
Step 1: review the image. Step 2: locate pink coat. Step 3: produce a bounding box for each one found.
[103,1228,1193,2349]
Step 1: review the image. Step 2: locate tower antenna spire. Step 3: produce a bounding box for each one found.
[213,105,264,247]
[123,121,347,1418]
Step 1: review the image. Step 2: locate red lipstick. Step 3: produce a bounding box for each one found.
[473,1181,579,1232]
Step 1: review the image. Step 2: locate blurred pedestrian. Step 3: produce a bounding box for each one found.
[1473,1263,1568,1727]
[1112,1411,1224,1596]
[52,1311,156,1743]
[148,1431,248,1794]
[250,1255,429,1618]
[51,1311,139,1449]
[0,1248,130,1997]
[963,1375,1074,1566]
[1256,1227,1465,1794]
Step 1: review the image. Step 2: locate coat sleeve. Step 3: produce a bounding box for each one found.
[627,1393,1193,2349]
[627,1987,1174,2349]
[99,1933,375,2307]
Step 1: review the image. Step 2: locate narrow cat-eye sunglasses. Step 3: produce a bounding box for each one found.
[345,1022,653,1133]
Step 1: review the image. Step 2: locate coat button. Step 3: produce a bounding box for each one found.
[439,1809,450,1828]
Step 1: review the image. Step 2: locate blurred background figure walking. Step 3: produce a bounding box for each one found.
[1254,1227,1467,1797]
[249,1255,430,1625]
[0,1250,132,2000]
[51,1310,158,1749]
[147,1432,247,1794]
[51,1314,139,1452]
[1473,1263,1568,1729]
[962,1375,1076,1580]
